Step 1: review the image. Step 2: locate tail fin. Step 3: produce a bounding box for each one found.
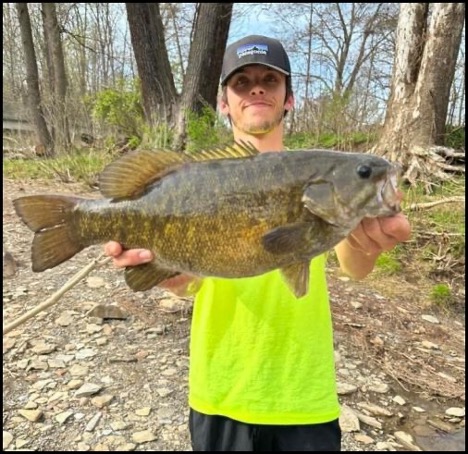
[13,195,85,272]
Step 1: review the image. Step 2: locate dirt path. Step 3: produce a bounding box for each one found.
[3,178,465,451]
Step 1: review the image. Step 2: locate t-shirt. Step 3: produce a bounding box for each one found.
[188,254,340,425]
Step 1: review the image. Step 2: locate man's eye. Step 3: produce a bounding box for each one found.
[236,78,248,86]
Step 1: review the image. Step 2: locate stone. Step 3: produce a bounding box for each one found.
[357,402,393,416]
[91,395,114,408]
[393,395,406,405]
[3,431,13,450]
[18,409,43,422]
[337,382,358,395]
[339,405,360,432]
[394,431,422,451]
[421,314,440,324]
[85,412,102,432]
[55,411,74,424]
[135,407,152,416]
[87,304,127,320]
[445,407,465,417]
[132,430,157,443]
[75,383,103,397]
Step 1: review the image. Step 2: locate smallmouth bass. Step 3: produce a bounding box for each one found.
[13,142,401,298]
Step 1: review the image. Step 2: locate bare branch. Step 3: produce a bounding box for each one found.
[406,196,465,211]
[3,256,111,335]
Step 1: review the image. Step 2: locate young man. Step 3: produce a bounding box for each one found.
[105,35,411,451]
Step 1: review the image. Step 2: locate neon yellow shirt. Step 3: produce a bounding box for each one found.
[188,254,340,425]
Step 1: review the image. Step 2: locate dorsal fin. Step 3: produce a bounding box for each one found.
[99,149,191,199]
[191,140,260,161]
[98,141,260,200]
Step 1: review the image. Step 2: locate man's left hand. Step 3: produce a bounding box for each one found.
[346,213,411,256]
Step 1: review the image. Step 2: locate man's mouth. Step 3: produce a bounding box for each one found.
[245,102,271,108]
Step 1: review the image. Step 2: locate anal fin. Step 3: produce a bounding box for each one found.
[280,262,310,298]
[124,263,180,292]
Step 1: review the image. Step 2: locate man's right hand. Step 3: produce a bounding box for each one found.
[104,241,153,268]
[103,241,199,296]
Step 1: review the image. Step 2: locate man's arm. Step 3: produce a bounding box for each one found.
[334,213,411,280]
[104,242,200,297]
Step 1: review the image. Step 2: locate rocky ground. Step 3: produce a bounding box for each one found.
[3,178,465,451]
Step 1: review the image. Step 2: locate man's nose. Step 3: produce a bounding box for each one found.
[250,83,265,95]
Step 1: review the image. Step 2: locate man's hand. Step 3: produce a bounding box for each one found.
[103,241,198,296]
[104,241,153,268]
[335,213,411,279]
[346,213,411,256]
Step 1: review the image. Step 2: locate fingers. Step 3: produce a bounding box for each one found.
[349,214,411,255]
[347,222,382,255]
[104,241,153,268]
[377,213,412,243]
[104,241,123,257]
[361,218,398,252]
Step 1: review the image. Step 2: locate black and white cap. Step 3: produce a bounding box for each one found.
[221,35,291,85]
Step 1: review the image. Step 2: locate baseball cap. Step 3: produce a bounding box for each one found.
[221,35,291,85]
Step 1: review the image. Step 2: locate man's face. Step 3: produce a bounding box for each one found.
[220,65,294,135]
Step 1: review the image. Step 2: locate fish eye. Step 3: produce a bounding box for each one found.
[357,164,372,179]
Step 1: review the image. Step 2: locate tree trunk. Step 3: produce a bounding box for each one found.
[125,3,178,126]
[174,3,233,150]
[42,3,70,150]
[15,3,54,156]
[373,3,465,187]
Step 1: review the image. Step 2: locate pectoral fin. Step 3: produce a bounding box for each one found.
[262,222,313,255]
[280,262,311,298]
[124,263,180,292]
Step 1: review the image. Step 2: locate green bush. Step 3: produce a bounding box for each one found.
[91,78,144,140]
[375,250,402,274]
[185,107,231,152]
[429,283,452,307]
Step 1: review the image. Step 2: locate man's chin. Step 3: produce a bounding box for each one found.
[243,121,279,135]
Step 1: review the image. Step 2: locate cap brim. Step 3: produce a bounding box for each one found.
[221,63,290,85]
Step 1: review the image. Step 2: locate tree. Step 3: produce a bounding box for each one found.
[15,3,54,156]
[174,3,233,149]
[125,3,178,126]
[42,3,70,149]
[373,3,465,187]
[125,3,232,148]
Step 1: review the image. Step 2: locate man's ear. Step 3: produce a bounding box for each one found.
[218,95,230,116]
[284,94,295,112]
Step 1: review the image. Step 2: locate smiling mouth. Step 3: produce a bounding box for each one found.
[246,103,271,108]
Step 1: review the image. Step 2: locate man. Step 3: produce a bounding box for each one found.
[105,35,411,451]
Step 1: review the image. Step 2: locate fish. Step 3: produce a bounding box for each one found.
[13,142,401,298]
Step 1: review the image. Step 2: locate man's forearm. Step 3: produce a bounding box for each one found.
[159,274,202,297]
[334,238,380,280]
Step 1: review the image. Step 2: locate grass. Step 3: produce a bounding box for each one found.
[429,283,453,307]
[284,130,378,151]
[3,149,113,185]
[375,248,403,274]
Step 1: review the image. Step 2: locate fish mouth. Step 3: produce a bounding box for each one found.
[378,164,402,214]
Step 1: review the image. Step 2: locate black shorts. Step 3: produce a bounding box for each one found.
[189,408,341,451]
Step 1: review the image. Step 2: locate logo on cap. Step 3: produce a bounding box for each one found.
[237,44,268,59]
